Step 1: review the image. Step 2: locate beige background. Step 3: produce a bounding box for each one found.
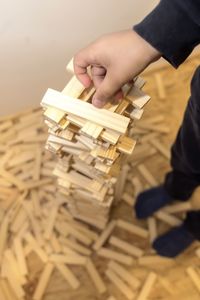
[0,0,160,115]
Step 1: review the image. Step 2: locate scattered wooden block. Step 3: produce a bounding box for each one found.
[105,268,135,300]
[147,217,157,243]
[109,236,144,258]
[117,219,149,239]
[108,260,141,289]
[33,263,54,300]
[55,263,80,290]
[97,248,134,266]
[93,220,116,251]
[137,164,158,187]
[155,211,182,227]
[136,272,157,300]
[85,258,107,294]
[186,266,200,294]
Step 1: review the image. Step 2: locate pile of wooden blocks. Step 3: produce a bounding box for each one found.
[41,58,151,229]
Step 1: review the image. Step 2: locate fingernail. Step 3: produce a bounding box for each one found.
[93,99,105,108]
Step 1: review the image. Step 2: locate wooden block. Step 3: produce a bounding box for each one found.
[24,233,48,263]
[109,236,144,258]
[80,86,96,101]
[68,220,98,241]
[59,237,91,256]
[13,238,28,276]
[97,248,133,266]
[126,86,150,109]
[164,202,192,214]
[147,217,157,243]
[131,177,143,197]
[66,58,74,73]
[117,219,148,239]
[44,106,65,124]
[43,205,58,240]
[85,258,107,294]
[130,107,144,120]
[138,256,175,266]
[41,89,130,134]
[2,259,25,299]
[136,272,157,300]
[186,266,200,294]
[33,147,42,180]
[80,122,103,140]
[23,202,45,246]
[149,138,170,160]
[155,211,182,227]
[108,260,141,289]
[50,254,87,265]
[31,189,41,218]
[33,263,54,300]
[140,132,159,143]
[0,279,19,300]
[93,220,116,251]
[4,248,26,284]
[154,73,166,99]
[0,169,26,190]
[158,276,175,295]
[62,75,85,98]
[107,297,117,300]
[105,268,135,300]
[137,164,158,186]
[114,165,129,202]
[122,192,134,206]
[55,263,80,290]
[49,234,62,253]
[137,123,169,134]
[0,216,9,263]
[117,136,136,155]
[101,129,120,145]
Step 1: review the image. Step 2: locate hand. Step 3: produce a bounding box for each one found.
[74,30,161,108]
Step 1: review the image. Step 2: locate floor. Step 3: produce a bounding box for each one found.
[1,55,200,300]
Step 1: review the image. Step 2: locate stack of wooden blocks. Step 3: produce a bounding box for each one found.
[41,59,151,229]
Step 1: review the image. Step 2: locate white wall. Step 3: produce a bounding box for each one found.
[0,0,159,115]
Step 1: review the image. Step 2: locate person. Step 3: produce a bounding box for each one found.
[73,0,200,258]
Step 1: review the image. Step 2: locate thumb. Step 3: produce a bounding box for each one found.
[92,72,121,108]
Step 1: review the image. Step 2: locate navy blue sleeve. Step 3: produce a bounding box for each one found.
[134,0,200,68]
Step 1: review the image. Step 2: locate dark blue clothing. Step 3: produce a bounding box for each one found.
[134,0,200,240]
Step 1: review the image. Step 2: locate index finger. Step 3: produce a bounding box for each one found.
[73,53,92,88]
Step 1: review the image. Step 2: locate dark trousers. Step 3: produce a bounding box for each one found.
[164,66,200,240]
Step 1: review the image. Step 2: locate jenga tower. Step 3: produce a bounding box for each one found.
[41,58,150,229]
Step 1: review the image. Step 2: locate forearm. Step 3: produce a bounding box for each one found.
[134,0,200,68]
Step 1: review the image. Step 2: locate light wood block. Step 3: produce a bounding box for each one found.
[109,236,144,258]
[33,263,54,300]
[55,263,80,290]
[86,258,107,294]
[186,266,200,294]
[117,219,148,239]
[41,89,130,134]
[93,220,116,251]
[136,272,157,300]
[105,268,135,300]
[97,248,134,266]
[108,260,141,289]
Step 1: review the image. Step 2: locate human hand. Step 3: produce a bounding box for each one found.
[74,30,161,108]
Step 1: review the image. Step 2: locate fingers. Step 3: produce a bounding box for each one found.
[92,71,123,108]
[73,54,92,88]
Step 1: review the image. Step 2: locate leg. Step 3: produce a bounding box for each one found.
[135,66,200,219]
[165,66,200,200]
[135,67,200,257]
